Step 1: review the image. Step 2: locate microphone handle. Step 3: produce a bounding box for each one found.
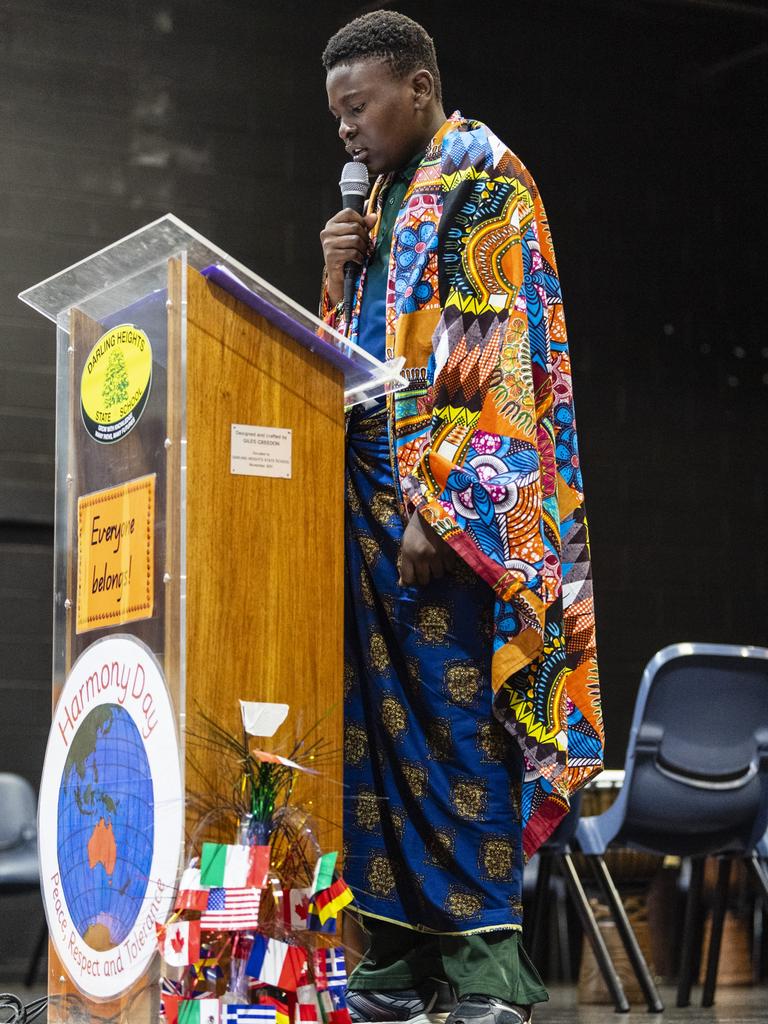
[341,193,365,324]
[343,263,358,326]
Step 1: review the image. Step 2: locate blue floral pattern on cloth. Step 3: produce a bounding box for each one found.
[521,223,562,368]
[554,404,582,491]
[394,221,438,315]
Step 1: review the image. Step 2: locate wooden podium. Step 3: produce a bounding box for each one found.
[20,216,403,1023]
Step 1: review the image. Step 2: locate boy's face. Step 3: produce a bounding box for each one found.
[326,58,431,176]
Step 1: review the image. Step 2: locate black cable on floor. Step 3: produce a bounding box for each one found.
[0,993,48,1024]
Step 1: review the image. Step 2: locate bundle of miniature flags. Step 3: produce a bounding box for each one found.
[160,944,350,1022]
[159,842,354,1022]
[169,845,352,944]
[158,701,355,1019]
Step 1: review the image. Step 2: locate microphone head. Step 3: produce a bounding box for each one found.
[339,161,370,203]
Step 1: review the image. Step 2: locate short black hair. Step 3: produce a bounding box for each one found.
[322,10,442,103]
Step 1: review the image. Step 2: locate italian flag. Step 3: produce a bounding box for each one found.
[200,842,269,888]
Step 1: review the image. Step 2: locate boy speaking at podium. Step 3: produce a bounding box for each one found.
[319,12,604,1024]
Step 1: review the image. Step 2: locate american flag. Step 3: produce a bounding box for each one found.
[222,1006,277,1023]
[200,886,261,930]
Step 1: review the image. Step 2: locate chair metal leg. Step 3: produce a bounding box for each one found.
[702,856,731,1007]
[749,854,768,900]
[751,893,763,985]
[560,850,630,1012]
[749,853,768,983]
[528,852,553,972]
[590,854,664,1013]
[554,862,573,982]
[677,856,704,1007]
[24,919,48,987]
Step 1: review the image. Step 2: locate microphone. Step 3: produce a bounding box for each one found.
[339,161,370,324]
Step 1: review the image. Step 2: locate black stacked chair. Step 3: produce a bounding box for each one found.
[0,773,47,986]
[575,643,768,1007]
[525,788,661,1013]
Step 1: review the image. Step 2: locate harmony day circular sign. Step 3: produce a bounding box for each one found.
[39,635,183,1000]
[80,324,152,444]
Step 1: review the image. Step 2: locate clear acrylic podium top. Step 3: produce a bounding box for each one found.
[19,213,406,406]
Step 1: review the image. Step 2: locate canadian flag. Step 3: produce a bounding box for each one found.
[283,887,313,931]
[156,920,201,967]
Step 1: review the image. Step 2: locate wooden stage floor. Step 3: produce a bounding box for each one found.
[541,985,767,1022]
[4,982,766,1022]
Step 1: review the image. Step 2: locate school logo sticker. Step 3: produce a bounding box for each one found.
[38,636,183,1000]
[80,324,152,444]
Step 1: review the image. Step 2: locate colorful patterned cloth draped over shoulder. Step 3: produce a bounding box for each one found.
[323,113,604,856]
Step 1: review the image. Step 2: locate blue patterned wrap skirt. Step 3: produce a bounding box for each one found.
[343,405,525,934]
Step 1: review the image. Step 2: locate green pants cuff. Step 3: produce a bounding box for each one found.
[349,921,549,1006]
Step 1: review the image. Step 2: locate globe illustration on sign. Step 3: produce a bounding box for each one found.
[57,703,154,950]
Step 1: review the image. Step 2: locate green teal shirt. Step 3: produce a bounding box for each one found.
[356,151,424,363]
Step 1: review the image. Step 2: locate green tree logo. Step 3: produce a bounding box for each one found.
[102,349,130,409]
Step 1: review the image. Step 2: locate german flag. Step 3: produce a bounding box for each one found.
[311,877,354,925]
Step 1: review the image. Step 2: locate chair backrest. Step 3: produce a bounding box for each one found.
[619,643,768,855]
[0,773,37,850]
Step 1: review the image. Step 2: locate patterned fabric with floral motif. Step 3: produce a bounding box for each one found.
[323,113,604,856]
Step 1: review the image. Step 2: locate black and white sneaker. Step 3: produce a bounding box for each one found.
[347,987,447,1024]
[445,996,531,1024]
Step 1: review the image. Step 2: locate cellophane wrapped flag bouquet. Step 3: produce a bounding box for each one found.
[157,703,355,1024]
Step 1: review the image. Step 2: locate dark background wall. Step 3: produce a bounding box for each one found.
[0,0,766,976]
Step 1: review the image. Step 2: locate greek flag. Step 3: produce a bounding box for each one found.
[221,1006,277,1024]
[325,948,347,989]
